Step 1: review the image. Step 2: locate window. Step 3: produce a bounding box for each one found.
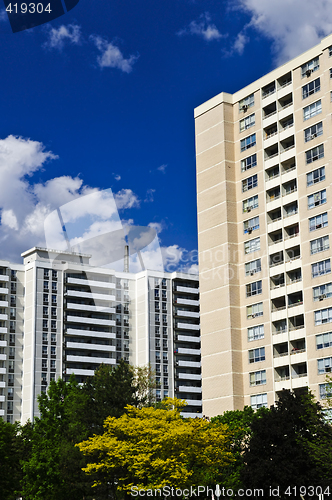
[307,166,325,186]
[51,295,57,304]
[44,269,49,278]
[245,259,261,276]
[304,122,323,142]
[239,94,254,111]
[243,195,258,213]
[313,283,332,301]
[247,324,264,341]
[307,189,326,209]
[51,307,57,317]
[42,345,47,356]
[330,46,332,57]
[249,347,265,363]
[303,100,322,120]
[243,216,259,234]
[302,78,320,99]
[52,282,57,291]
[240,133,256,152]
[52,270,57,280]
[247,302,263,319]
[318,357,332,374]
[43,280,49,290]
[251,393,268,409]
[244,237,260,255]
[309,212,327,231]
[240,113,255,132]
[163,352,168,362]
[51,320,56,330]
[316,332,332,349]
[241,153,257,172]
[301,57,319,77]
[306,144,324,164]
[155,314,160,323]
[330,68,332,79]
[250,370,266,387]
[315,307,332,325]
[312,259,331,278]
[246,281,262,298]
[242,174,257,192]
[319,383,332,400]
[43,320,48,330]
[310,235,329,254]
[162,314,167,324]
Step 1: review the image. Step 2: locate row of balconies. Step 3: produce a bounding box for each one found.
[271,291,303,312]
[272,314,305,334]
[265,158,296,181]
[269,246,301,267]
[266,179,297,202]
[267,202,298,225]
[268,224,299,246]
[270,268,301,289]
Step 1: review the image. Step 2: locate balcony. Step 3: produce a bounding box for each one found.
[176,286,199,294]
[176,298,199,306]
[176,310,200,319]
[67,277,115,289]
[176,334,200,343]
[66,290,115,302]
[66,355,116,365]
[66,316,115,327]
[66,342,115,352]
[66,328,116,339]
[176,323,200,331]
[178,386,202,393]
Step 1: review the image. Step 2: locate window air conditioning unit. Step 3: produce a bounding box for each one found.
[306,69,312,77]
[319,294,327,301]
[247,207,251,213]
[250,271,255,276]
[252,313,257,318]
[312,133,317,138]
[242,104,248,112]
[248,228,253,234]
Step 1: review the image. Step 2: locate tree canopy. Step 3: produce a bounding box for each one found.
[77,398,234,493]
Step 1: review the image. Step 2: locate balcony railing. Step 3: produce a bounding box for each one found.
[264,110,277,119]
[268,217,282,225]
[262,88,276,99]
[279,80,292,89]
[273,351,288,358]
[289,324,305,331]
[288,300,303,308]
[282,165,296,174]
[290,348,306,355]
[269,237,283,246]
[272,327,287,335]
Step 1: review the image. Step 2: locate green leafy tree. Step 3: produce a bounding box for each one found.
[212,405,268,490]
[21,376,91,500]
[77,398,234,495]
[241,390,332,496]
[0,419,25,499]
[131,364,157,408]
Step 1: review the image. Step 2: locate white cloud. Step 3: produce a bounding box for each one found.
[232,31,249,55]
[144,189,155,203]
[1,210,18,230]
[90,35,139,72]
[157,164,167,174]
[148,222,164,234]
[234,0,332,65]
[113,173,121,181]
[114,189,140,210]
[178,13,225,42]
[43,24,82,51]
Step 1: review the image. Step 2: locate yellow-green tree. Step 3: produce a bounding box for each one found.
[77,398,233,495]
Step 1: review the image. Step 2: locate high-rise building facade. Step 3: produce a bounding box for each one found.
[195,34,332,416]
[0,247,201,423]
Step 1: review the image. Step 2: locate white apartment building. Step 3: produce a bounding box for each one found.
[195,34,332,416]
[0,247,201,423]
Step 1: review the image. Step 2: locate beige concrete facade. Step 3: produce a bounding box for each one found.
[195,34,332,417]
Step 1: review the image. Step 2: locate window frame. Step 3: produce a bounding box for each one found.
[307,189,326,209]
[307,166,325,186]
[247,324,264,341]
[248,347,265,363]
[240,113,255,132]
[303,100,322,121]
[309,212,328,232]
[305,144,324,164]
[312,259,331,278]
[240,133,256,153]
[241,153,257,172]
[302,78,320,99]
[242,174,258,193]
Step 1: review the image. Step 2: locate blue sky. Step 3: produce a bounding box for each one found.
[0,0,332,270]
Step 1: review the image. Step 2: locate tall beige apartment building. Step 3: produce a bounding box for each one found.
[195,34,332,417]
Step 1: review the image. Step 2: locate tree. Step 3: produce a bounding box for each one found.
[0,419,24,499]
[131,364,157,408]
[21,376,92,500]
[241,390,332,496]
[212,406,268,490]
[81,360,137,434]
[77,398,234,495]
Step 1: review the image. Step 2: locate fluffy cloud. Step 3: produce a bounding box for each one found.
[234,0,332,65]
[90,35,139,72]
[178,13,225,42]
[43,24,82,50]
[157,164,167,174]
